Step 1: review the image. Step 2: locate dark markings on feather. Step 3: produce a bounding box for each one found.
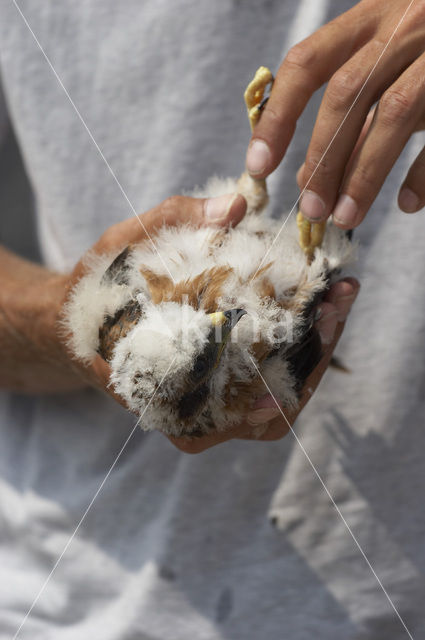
[298,268,332,333]
[101,245,132,285]
[98,299,143,361]
[183,413,216,437]
[286,326,322,393]
[178,383,210,421]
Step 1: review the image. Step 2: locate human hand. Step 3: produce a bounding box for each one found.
[245,0,425,228]
[60,193,247,400]
[169,277,360,453]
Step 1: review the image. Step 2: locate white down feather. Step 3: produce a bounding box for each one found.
[64,175,355,435]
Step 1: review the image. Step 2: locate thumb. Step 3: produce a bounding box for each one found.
[143,192,247,229]
[94,193,247,253]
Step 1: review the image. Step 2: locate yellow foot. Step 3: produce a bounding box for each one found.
[296,212,326,264]
[244,66,274,132]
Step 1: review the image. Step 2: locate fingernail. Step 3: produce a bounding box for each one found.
[204,193,237,222]
[246,139,271,176]
[333,194,358,227]
[317,310,338,345]
[399,187,419,213]
[300,190,326,221]
[246,408,280,425]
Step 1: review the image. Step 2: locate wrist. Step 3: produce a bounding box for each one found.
[0,268,86,393]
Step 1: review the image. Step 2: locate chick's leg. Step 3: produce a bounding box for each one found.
[237,66,274,215]
[241,66,327,259]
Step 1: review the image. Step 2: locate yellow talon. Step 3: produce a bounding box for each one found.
[244,66,274,132]
[296,212,326,263]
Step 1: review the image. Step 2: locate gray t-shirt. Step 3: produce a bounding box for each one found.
[1,2,424,639]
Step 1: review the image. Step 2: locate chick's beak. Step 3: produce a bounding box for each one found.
[209,308,246,335]
[208,308,247,367]
[224,308,247,327]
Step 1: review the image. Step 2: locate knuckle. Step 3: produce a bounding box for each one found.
[160,195,185,219]
[379,89,413,126]
[282,40,319,94]
[404,2,425,29]
[349,163,376,194]
[161,194,183,212]
[304,152,334,181]
[285,40,317,71]
[326,68,364,111]
[414,2,425,24]
[261,104,289,133]
[99,224,120,249]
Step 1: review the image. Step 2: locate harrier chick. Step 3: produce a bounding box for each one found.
[64,68,354,437]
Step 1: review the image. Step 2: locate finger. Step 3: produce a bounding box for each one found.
[315,302,339,345]
[398,144,425,212]
[323,277,360,321]
[252,330,344,440]
[296,282,359,412]
[296,163,305,189]
[238,419,291,441]
[296,108,376,190]
[296,320,345,412]
[94,193,247,254]
[299,37,413,223]
[251,320,345,439]
[343,107,377,177]
[332,54,425,229]
[245,6,379,178]
[240,280,360,440]
[168,419,256,454]
[240,320,344,440]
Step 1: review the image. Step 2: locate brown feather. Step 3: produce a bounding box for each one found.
[249,261,273,281]
[140,265,233,312]
[255,276,276,300]
[98,300,143,362]
[139,268,174,304]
